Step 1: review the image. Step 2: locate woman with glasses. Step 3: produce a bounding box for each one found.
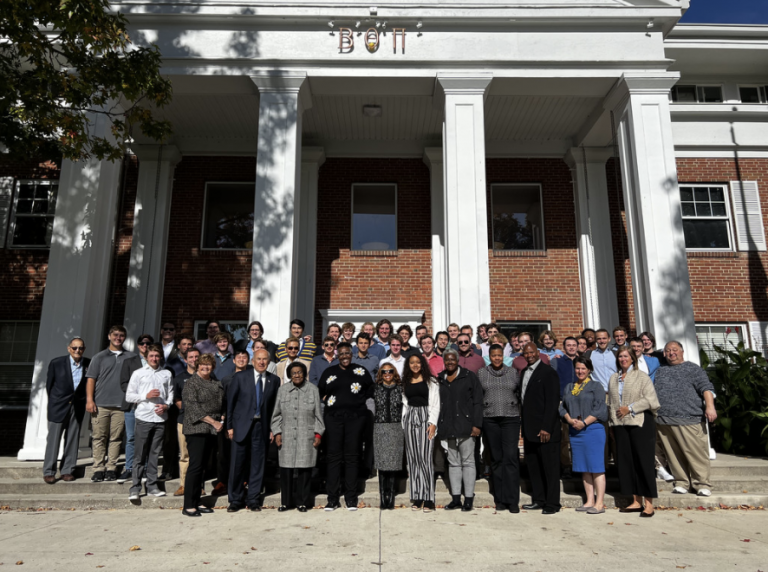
[373,365,405,509]
[401,353,440,512]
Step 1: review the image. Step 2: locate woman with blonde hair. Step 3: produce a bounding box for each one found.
[372,364,405,509]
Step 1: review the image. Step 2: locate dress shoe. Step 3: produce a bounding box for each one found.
[495,503,508,511]
[247,505,262,512]
[542,508,559,515]
[522,503,544,511]
[211,482,228,496]
[182,509,201,517]
[508,505,520,514]
[297,506,308,513]
[278,505,294,512]
[174,486,185,496]
[619,506,644,513]
[197,507,214,514]
[61,474,75,482]
[43,475,56,484]
[227,504,243,513]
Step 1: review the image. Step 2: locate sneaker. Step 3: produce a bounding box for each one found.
[128,489,141,500]
[324,501,341,512]
[672,486,689,494]
[697,488,712,497]
[147,488,166,497]
[347,506,358,512]
[91,471,105,483]
[104,470,117,482]
[657,467,674,482]
[117,469,132,484]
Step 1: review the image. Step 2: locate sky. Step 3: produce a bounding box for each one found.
[680,0,768,25]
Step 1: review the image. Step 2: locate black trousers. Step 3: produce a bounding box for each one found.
[524,438,561,511]
[324,412,366,506]
[217,427,231,487]
[280,467,312,508]
[162,407,179,477]
[484,416,521,507]
[614,413,658,498]
[228,419,266,508]
[184,434,216,510]
[362,409,375,477]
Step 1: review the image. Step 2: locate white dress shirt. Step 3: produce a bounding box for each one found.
[163,341,175,360]
[379,354,405,377]
[521,359,541,403]
[125,364,174,423]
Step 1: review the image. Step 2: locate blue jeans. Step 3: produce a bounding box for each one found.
[124,409,136,471]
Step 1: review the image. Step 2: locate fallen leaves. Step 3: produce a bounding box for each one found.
[129,546,141,552]
[250,547,257,551]
[607,522,614,525]
[741,539,752,543]
[16,562,23,566]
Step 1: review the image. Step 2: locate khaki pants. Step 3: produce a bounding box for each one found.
[91,407,125,472]
[177,423,189,485]
[655,432,668,470]
[657,423,712,491]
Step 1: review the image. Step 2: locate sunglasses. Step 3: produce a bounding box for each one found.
[287,346,300,351]
[138,341,150,346]
[323,343,335,348]
[457,341,471,345]
[70,346,85,351]
[381,370,395,375]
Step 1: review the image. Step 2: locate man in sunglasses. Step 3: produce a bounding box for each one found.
[159,322,177,361]
[456,334,485,374]
[43,338,91,484]
[310,337,339,386]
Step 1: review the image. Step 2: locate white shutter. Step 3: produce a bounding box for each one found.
[730,181,766,251]
[749,321,768,358]
[0,177,14,248]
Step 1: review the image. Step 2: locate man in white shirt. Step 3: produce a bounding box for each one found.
[379,337,406,377]
[125,345,173,500]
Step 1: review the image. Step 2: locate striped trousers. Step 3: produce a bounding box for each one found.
[404,406,435,503]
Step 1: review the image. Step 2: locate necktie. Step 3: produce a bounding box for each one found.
[256,374,263,413]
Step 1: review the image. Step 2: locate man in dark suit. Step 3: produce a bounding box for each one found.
[520,342,562,514]
[43,338,90,483]
[225,348,279,512]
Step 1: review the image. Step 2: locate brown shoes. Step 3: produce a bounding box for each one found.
[43,475,56,484]
[211,482,227,496]
[174,486,185,496]
[61,474,75,482]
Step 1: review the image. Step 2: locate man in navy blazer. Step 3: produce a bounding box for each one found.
[225,348,279,512]
[43,338,91,483]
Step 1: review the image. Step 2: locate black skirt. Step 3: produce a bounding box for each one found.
[613,412,658,498]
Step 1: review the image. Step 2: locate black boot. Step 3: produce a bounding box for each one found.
[462,496,474,512]
[444,494,462,510]
[379,473,387,510]
[385,473,397,510]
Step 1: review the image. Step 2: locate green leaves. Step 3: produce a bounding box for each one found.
[704,342,768,455]
[0,0,173,162]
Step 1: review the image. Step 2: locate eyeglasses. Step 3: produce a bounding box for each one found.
[287,346,300,351]
[69,347,84,351]
[290,372,304,378]
[381,370,395,375]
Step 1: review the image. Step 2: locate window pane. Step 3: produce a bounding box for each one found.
[694,188,709,202]
[709,187,725,202]
[699,86,723,103]
[15,199,33,214]
[681,203,696,217]
[352,185,397,250]
[683,219,730,249]
[673,86,697,102]
[680,187,694,202]
[492,185,544,250]
[202,184,254,249]
[12,216,53,247]
[696,203,712,217]
[711,203,727,217]
[17,184,34,200]
[740,87,761,103]
[697,325,744,363]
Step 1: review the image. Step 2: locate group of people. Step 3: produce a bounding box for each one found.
[42,318,717,518]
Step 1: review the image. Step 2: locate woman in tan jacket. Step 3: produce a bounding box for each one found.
[608,347,660,518]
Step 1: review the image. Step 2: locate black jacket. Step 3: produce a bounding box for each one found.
[437,367,484,439]
[46,356,91,423]
[521,362,561,443]
[119,354,143,412]
[226,370,279,443]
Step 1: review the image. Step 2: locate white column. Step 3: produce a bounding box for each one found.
[18,114,124,460]
[565,147,620,330]
[604,73,698,362]
[294,147,325,336]
[438,74,493,327]
[249,73,311,337]
[423,147,448,332]
[123,144,181,351]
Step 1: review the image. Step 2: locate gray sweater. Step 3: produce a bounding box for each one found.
[559,380,607,423]
[654,361,715,425]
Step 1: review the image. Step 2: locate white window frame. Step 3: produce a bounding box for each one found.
[0,320,40,410]
[200,181,255,251]
[738,85,768,104]
[679,183,735,252]
[671,84,724,104]
[490,183,546,252]
[350,182,398,252]
[192,320,249,345]
[8,179,59,249]
[696,322,749,364]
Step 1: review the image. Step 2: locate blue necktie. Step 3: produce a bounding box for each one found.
[255,374,263,415]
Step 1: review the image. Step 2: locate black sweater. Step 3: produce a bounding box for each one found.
[437,367,484,438]
[318,363,374,416]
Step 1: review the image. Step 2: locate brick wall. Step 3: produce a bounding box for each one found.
[486,159,584,338]
[160,156,256,335]
[315,158,432,339]
[678,158,768,325]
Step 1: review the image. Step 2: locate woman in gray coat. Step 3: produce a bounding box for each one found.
[271,361,325,512]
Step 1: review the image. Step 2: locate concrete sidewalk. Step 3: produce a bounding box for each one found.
[0,506,766,571]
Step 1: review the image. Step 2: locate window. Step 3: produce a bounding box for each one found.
[193,320,249,345]
[739,86,768,104]
[201,182,254,250]
[680,185,733,250]
[491,184,545,251]
[696,324,746,364]
[671,85,723,103]
[0,321,39,407]
[351,183,397,251]
[8,180,58,248]
[497,321,551,346]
